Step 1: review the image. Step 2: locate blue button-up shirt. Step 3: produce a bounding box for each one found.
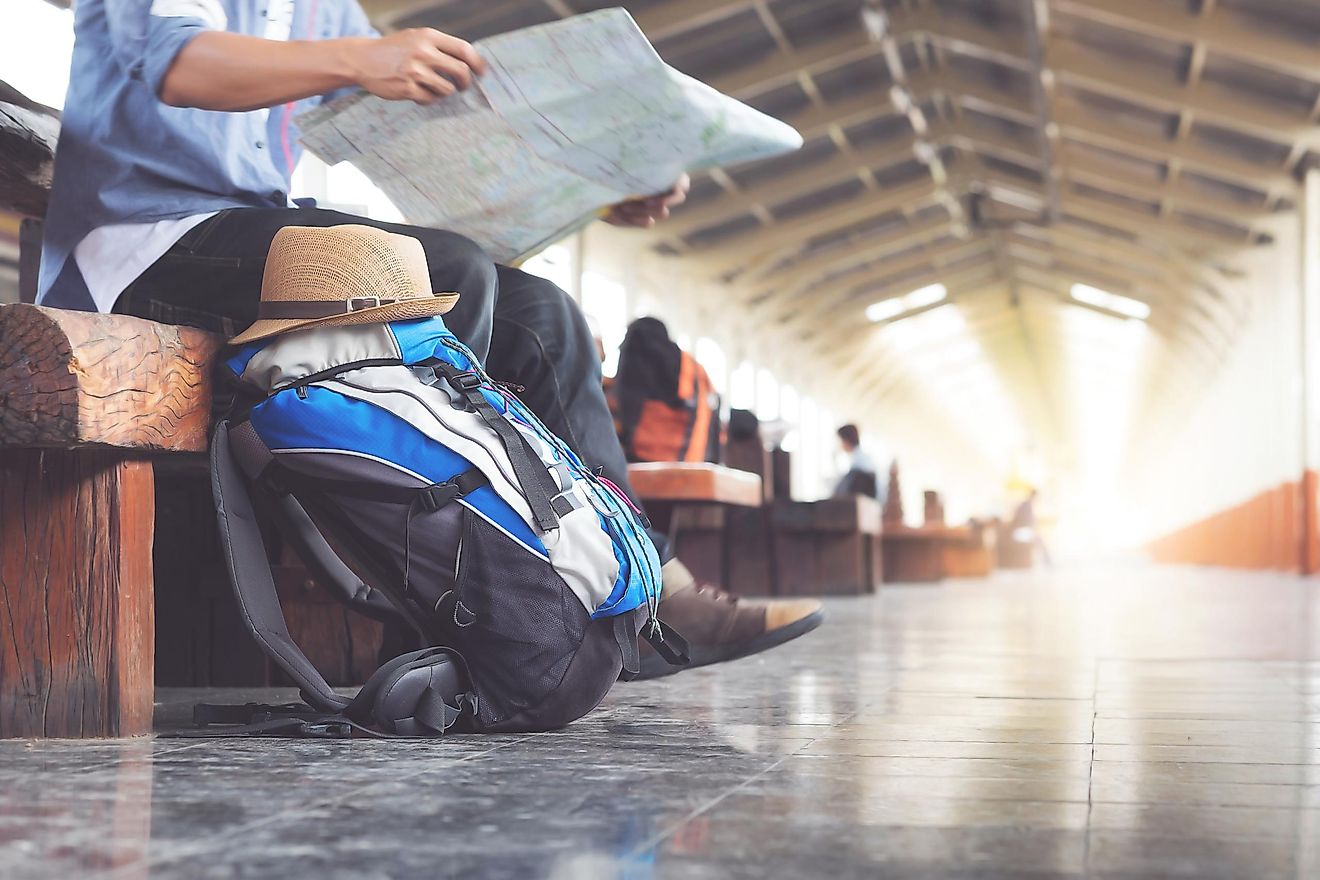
[39,0,375,308]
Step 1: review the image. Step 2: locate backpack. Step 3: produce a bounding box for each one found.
[622,351,721,464]
[199,316,687,738]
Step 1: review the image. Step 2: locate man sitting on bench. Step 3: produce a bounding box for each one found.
[37,0,823,678]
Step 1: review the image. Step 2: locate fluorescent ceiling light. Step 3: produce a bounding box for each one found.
[866,283,948,323]
[1070,283,1151,321]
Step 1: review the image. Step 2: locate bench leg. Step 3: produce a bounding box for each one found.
[0,449,155,738]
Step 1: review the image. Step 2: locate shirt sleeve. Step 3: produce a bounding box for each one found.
[105,0,222,97]
[340,2,380,39]
[318,2,379,104]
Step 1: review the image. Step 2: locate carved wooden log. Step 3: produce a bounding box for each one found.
[0,304,222,452]
[0,306,219,736]
[0,98,59,218]
[0,448,155,737]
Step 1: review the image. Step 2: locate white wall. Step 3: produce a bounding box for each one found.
[1123,211,1306,541]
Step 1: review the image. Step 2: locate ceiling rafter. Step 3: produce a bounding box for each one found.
[1053,0,1320,83]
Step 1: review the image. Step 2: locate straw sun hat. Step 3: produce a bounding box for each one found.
[228,225,460,345]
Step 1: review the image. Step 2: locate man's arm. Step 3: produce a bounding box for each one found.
[159,28,487,112]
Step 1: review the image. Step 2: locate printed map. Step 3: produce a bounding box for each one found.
[295,8,804,262]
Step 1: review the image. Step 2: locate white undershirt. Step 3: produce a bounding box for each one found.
[73,213,217,313]
[75,0,296,313]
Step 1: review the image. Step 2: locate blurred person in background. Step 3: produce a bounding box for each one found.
[1012,488,1053,567]
[614,317,721,464]
[833,423,879,499]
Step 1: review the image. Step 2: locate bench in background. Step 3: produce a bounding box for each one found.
[628,462,764,592]
[771,495,883,595]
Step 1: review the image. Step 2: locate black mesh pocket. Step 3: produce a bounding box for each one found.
[441,509,620,731]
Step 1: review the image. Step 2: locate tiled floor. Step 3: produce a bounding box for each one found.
[3,564,1320,879]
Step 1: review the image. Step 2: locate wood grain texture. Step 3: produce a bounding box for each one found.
[0,99,58,218]
[0,305,222,452]
[0,448,155,737]
[628,462,763,507]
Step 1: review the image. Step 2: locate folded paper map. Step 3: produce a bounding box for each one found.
[295,7,804,263]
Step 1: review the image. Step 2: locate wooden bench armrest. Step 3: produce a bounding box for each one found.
[627,462,763,507]
[0,305,223,453]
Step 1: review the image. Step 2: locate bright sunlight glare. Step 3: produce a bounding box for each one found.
[2,1,75,110]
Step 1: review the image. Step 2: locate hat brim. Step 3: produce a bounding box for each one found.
[228,292,461,346]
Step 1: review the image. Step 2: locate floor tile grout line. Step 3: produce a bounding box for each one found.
[627,709,865,858]
[1082,659,1098,879]
[113,734,542,878]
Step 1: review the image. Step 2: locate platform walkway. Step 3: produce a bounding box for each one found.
[2,566,1319,879]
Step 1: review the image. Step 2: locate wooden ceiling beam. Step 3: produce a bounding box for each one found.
[1006,239,1183,303]
[976,169,1254,252]
[687,175,939,266]
[662,132,927,240]
[710,28,877,99]
[1054,0,1320,83]
[1048,41,1319,151]
[1006,229,1205,288]
[811,270,1008,363]
[736,211,960,296]
[769,239,992,322]
[634,0,758,41]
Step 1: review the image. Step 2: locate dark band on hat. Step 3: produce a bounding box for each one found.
[256,297,401,320]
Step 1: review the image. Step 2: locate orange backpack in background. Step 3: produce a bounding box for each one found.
[625,351,720,463]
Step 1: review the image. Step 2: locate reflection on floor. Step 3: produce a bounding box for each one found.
[3,565,1320,879]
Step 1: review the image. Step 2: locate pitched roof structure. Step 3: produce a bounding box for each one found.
[357,1,1320,462]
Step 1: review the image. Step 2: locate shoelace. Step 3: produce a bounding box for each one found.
[693,583,738,604]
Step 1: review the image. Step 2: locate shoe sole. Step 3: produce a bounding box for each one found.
[632,608,825,681]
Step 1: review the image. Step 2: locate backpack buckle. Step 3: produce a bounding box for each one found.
[418,481,463,512]
[449,371,483,392]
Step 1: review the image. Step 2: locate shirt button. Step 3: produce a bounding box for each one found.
[255,140,266,149]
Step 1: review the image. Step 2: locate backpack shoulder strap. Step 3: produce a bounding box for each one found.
[210,420,351,714]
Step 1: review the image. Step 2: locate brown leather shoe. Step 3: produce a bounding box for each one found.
[633,559,824,680]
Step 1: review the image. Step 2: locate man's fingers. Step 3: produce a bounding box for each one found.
[422,46,473,90]
[427,30,488,76]
[411,67,455,104]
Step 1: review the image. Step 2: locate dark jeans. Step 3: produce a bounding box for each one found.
[114,206,643,513]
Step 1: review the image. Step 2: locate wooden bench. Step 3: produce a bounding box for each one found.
[627,462,764,592]
[771,495,883,595]
[881,526,949,583]
[941,520,997,578]
[0,304,221,737]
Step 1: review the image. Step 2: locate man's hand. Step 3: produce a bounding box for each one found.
[160,29,486,112]
[604,174,691,229]
[345,29,488,104]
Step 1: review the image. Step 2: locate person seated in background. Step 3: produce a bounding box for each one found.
[1012,488,1053,567]
[833,423,879,499]
[614,317,722,464]
[39,0,820,680]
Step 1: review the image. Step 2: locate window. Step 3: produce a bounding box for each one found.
[756,368,780,421]
[521,244,575,293]
[291,154,403,222]
[729,361,757,411]
[695,338,728,393]
[581,272,628,377]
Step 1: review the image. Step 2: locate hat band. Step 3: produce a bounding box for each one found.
[257,297,401,320]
